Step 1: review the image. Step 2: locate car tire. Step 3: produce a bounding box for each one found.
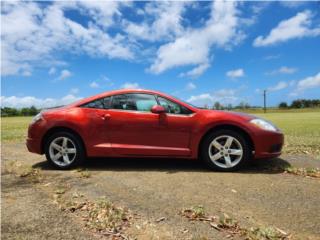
[200,129,251,171]
[45,131,85,169]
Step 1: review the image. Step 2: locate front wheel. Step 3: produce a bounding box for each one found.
[200,129,251,171]
[45,132,85,169]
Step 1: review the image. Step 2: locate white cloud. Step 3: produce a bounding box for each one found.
[188,93,213,106]
[48,67,56,75]
[89,81,99,88]
[278,66,297,74]
[267,66,298,75]
[179,62,210,78]
[256,80,296,94]
[57,69,72,80]
[186,82,196,90]
[226,68,244,78]
[22,70,32,77]
[123,1,188,42]
[69,88,79,94]
[187,89,238,106]
[1,1,133,76]
[296,72,320,92]
[172,82,197,95]
[89,75,114,89]
[74,1,127,29]
[149,1,243,77]
[264,54,281,60]
[0,94,81,109]
[100,75,114,87]
[279,1,306,8]
[121,82,140,89]
[251,2,271,15]
[254,10,320,47]
[268,81,288,91]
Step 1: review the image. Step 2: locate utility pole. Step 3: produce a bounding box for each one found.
[263,90,267,113]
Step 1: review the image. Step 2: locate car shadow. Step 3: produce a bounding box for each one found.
[33,157,291,174]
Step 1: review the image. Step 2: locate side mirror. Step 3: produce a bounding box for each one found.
[151,105,166,114]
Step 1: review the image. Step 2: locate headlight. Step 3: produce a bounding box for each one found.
[31,113,42,124]
[250,118,277,132]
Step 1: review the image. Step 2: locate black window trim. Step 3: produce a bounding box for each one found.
[79,92,195,115]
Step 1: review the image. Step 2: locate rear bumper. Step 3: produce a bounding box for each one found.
[253,130,284,159]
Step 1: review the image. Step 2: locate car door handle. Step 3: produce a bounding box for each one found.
[101,113,111,120]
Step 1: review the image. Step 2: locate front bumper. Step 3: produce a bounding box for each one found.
[26,137,42,154]
[253,130,284,159]
[26,120,46,155]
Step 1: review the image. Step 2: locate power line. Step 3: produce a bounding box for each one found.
[263,90,267,113]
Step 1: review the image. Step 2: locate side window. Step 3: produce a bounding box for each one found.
[157,96,193,115]
[111,94,130,110]
[111,94,157,112]
[81,97,111,109]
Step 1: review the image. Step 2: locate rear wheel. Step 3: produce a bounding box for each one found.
[45,132,85,169]
[201,129,251,171]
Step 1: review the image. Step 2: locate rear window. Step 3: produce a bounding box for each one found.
[81,97,111,109]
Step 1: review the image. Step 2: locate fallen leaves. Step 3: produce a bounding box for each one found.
[247,226,289,240]
[55,187,66,195]
[4,160,43,183]
[284,167,320,178]
[19,168,42,181]
[180,206,291,240]
[180,205,206,220]
[73,168,91,178]
[56,195,133,240]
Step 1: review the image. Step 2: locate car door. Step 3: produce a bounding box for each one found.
[156,95,195,150]
[79,96,113,156]
[107,93,191,156]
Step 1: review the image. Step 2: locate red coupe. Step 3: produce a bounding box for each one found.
[26,89,284,171]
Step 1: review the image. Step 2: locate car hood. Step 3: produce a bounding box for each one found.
[199,109,257,121]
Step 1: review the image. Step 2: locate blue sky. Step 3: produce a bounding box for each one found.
[1,1,320,108]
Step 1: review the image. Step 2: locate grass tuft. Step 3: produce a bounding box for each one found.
[4,160,43,183]
[180,207,290,239]
[247,226,289,240]
[180,205,206,220]
[57,196,132,237]
[284,167,320,178]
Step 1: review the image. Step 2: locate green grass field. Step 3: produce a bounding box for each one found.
[1,116,32,143]
[1,111,319,157]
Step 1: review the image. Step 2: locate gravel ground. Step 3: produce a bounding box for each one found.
[1,143,320,240]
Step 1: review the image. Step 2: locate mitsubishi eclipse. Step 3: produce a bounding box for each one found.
[26,89,284,171]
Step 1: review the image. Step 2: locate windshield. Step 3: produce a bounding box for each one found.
[168,94,199,109]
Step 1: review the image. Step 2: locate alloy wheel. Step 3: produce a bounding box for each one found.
[208,135,243,169]
[49,136,77,167]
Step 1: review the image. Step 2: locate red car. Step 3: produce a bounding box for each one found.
[26,89,284,171]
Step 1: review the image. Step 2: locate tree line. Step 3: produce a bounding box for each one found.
[200,99,320,110]
[1,106,40,117]
[203,101,251,110]
[278,99,320,109]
